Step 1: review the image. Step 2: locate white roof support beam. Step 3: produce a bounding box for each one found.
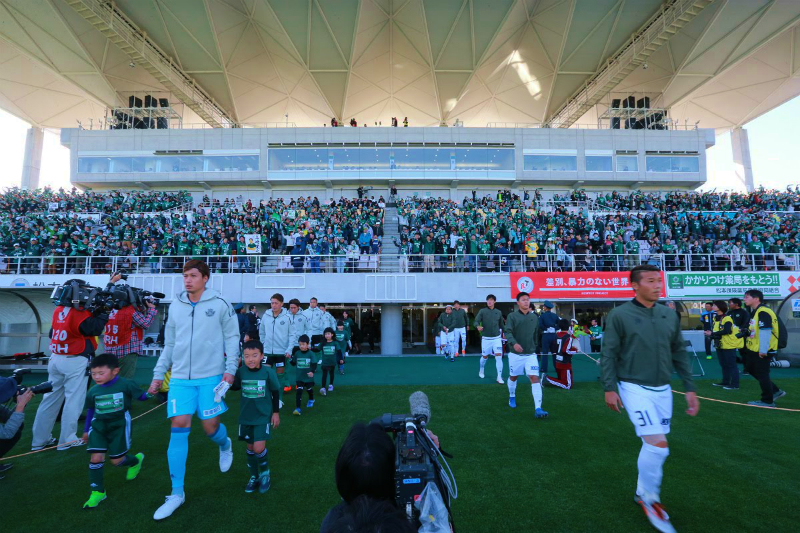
[545,0,715,129]
[64,0,236,128]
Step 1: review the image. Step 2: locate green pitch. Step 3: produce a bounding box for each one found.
[3,357,799,532]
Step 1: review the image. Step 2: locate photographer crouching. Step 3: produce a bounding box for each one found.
[30,279,111,452]
[103,272,158,379]
[321,392,455,533]
[0,378,34,477]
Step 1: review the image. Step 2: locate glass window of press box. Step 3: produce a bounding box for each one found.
[523,154,578,171]
[586,155,613,172]
[267,147,515,171]
[645,155,699,173]
[78,155,259,173]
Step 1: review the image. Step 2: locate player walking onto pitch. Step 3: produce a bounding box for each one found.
[439,305,456,362]
[475,294,505,384]
[601,265,699,533]
[148,260,241,520]
[504,291,547,418]
[451,301,468,356]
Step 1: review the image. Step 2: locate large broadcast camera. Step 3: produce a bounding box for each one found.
[10,368,53,396]
[50,272,165,314]
[371,391,458,531]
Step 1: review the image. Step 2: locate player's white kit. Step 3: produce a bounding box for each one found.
[618,381,672,437]
[453,327,467,353]
[508,353,540,377]
[481,335,503,356]
[440,330,454,357]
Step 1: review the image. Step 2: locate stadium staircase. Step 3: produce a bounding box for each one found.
[379,206,400,272]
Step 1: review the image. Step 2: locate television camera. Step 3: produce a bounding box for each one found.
[50,273,165,314]
[371,391,457,530]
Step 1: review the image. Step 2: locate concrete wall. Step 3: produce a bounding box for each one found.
[62,126,714,193]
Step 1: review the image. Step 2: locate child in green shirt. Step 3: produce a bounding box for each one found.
[81,354,148,509]
[232,340,281,493]
[335,320,351,375]
[318,327,344,397]
[290,334,318,415]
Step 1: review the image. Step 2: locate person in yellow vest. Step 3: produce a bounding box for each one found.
[707,301,742,390]
[742,290,785,407]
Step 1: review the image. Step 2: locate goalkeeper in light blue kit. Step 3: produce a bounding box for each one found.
[147,260,241,520]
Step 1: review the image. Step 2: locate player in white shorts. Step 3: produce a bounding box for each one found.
[474,294,505,384]
[504,292,547,418]
[452,301,468,357]
[601,265,699,533]
[439,305,456,362]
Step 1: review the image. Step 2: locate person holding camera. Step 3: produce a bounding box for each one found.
[31,280,110,452]
[102,273,158,380]
[0,378,35,474]
[321,422,442,533]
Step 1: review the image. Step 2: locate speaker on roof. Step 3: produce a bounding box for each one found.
[159,98,169,108]
[624,118,637,129]
[611,117,621,129]
[623,96,635,108]
[157,117,169,129]
[634,119,645,130]
[133,118,147,129]
[129,96,143,108]
[144,95,157,108]
[611,98,621,109]
[646,112,664,129]
[636,97,650,109]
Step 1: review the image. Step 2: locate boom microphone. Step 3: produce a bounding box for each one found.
[409,391,431,427]
[151,291,166,299]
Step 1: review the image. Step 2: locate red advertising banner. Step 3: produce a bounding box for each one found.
[509,271,666,300]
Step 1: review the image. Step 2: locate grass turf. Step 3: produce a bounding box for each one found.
[3,371,799,532]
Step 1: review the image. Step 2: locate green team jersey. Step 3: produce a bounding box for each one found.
[84,377,143,422]
[291,346,318,382]
[317,340,343,366]
[589,325,603,339]
[474,307,504,337]
[177,242,191,255]
[335,329,350,354]
[451,308,468,328]
[233,365,281,426]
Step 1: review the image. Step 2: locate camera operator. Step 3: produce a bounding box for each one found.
[102,272,158,379]
[321,422,442,533]
[31,280,110,452]
[0,378,34,473]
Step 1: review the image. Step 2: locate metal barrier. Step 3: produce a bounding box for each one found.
[1,252,796,275]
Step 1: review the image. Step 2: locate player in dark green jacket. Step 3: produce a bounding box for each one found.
[233,340,281,493]
[601,265,699,533]
[505,292,547,418]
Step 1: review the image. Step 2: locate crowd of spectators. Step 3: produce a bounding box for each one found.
[395,188,800,272]
[0,187,191,214]
[0,188,384,274]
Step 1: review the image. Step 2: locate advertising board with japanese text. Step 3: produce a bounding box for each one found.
[509,271,666,300]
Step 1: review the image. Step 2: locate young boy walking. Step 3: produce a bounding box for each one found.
[232,340,281,493]
[318,327,344,396]
[81,354,148,509]
[290,335,318,415]
[335,320,351,375]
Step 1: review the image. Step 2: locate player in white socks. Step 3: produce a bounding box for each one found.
[504,292,547,418]
[601,265,699,533]
[474,294,505,384]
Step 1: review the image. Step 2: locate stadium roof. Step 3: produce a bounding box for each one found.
[0,0,798,133]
